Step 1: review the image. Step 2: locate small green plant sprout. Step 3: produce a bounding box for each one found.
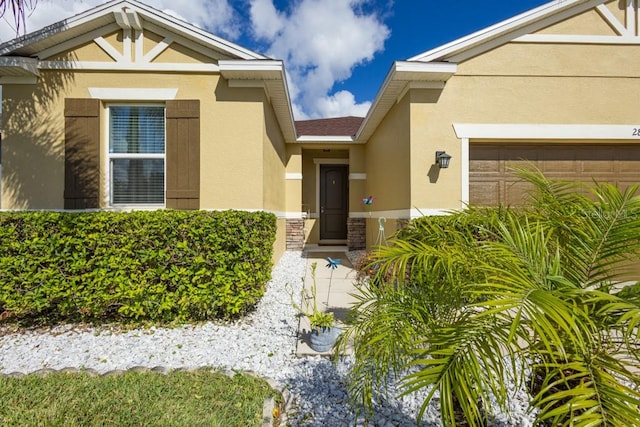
[291,262,335,330]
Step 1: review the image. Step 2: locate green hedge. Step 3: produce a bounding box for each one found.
[0,210,276,324]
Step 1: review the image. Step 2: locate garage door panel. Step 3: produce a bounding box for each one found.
[541,147,578,174]
[469,143,640,207]
[469,146,501,173]
[505,180,535,206]
[582,160,616,174]
[470,181,500,206]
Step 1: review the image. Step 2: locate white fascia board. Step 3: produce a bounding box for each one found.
[296,135,355,143]
[408,0,595,63]
[394,61,458,77]
[37,23,121,60]
[513,34,640,44]
[453,123,640,140]
[0,56,39,76]
[219,60,285,74]
[88,87,178,100]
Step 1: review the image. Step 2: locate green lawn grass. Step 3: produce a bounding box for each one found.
[0,369,278,427]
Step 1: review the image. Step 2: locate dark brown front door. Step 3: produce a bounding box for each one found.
[320,164,348,240]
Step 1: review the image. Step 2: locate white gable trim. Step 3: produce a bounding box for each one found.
[142,21,227,62]
[37,23,121,60]
[595,4,629,36]
[410,0,604,63]
[0,0,267,60]
[514,34,640,44]
[134,29,143,63]
[88,87,178,100]
[94,36,124,62]
[453,123,640,140]
[626,0,636,31]
[39,61,219,72]
[143,35,173,63]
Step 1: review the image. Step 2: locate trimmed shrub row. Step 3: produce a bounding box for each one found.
[0,210,276,324]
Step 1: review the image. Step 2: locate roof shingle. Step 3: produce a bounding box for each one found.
[295,116,364,137]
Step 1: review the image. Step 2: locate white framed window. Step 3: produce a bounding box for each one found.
[107,104,165,207]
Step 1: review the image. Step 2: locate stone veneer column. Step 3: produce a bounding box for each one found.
[286,219,304,250]
[347,218,366,250]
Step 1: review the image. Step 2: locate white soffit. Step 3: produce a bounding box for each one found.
[219,60,297,143]
[0,57,39,77]
[296,135,356,143]
[453,123,640,140]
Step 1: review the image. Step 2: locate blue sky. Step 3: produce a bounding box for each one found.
[1,0,551,118]
[331,1,550,104]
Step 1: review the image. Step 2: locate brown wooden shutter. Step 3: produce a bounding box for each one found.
[64,98,100,209]
[165,100,200,210]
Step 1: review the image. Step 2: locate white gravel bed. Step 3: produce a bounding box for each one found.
[0,251,535,426]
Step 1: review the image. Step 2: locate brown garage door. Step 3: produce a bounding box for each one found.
[470,143,640,206]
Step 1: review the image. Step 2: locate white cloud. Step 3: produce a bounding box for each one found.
[315,90,371,118]
[249,0,389,118]
[248,0,284,41]
[0,0,239,43]
[0,0,389,119]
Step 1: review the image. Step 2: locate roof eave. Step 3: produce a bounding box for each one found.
[0,0,268,60]
[355,61,457,143]
[408,0,596,63]
[219,59,297,142]
[0,57,39,76]
[295,135,357,144]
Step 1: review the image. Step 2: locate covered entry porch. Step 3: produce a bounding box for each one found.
[285,144,367,251]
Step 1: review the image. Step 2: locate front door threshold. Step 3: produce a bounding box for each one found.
[319,239,347,246]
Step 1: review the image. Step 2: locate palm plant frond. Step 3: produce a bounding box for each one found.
[342,166,640,426]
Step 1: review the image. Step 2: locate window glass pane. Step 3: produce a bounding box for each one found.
[110,106,165,154]
[111,159,164,205]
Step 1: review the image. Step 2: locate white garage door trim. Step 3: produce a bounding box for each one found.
[452,123,640,206]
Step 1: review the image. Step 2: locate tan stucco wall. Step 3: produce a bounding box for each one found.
[364,95,411,212]
[407,37,640,211]
[2,76,271,212]
[535,8,616,35]
[262,96,286,213]
[1,73,66,209]
[273,217,286,262]
[285,145,302,213]
[152,43,216,64]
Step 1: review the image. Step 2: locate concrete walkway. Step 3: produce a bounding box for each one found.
[295,246,360,356]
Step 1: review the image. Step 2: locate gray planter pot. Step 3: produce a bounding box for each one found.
[309,325,341,352]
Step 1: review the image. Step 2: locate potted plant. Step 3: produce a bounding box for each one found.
[293,261,341,352]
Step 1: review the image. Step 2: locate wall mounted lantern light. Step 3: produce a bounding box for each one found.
[435,151,452,169]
